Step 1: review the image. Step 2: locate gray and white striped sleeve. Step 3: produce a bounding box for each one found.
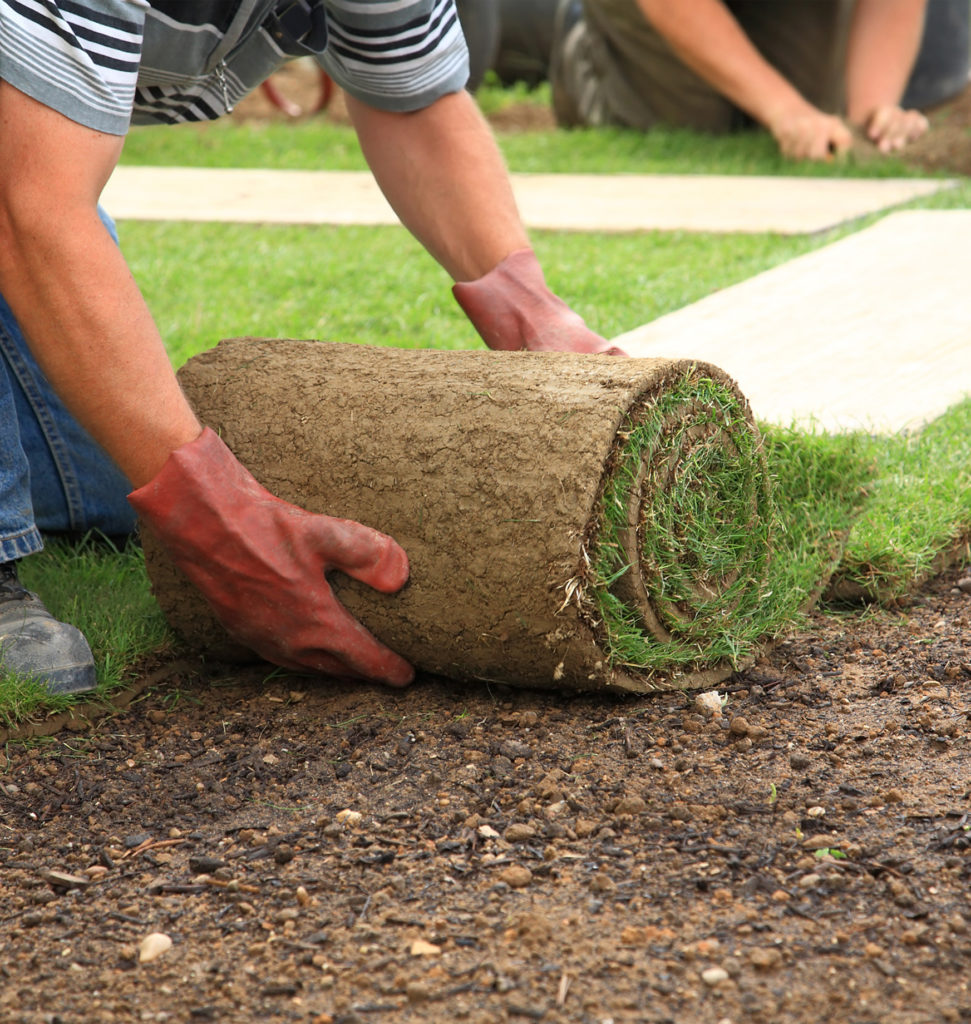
[0,0,147,134]
[319,0,469,112]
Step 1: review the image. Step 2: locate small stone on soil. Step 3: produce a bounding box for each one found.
[138,933,173,963]
[498,865,533,888]
[701,966,730,986]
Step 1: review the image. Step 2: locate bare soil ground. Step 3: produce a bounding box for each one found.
[1,70,969,1024]
[1,569,969,1024]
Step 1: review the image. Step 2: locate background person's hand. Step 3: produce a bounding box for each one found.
[860,104,929,153]
[766,101,853,161]
[453,249,628,355]
[129,428,414,685]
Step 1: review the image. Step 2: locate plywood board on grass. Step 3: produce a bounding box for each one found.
[616,211,971,433]
[103,166,953,234]
[510,173,953,234]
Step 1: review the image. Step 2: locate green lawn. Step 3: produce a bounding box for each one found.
[119,82,952,179]
[6,95,970,727]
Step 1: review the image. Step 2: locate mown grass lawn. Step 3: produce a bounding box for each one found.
[8,88,970,726]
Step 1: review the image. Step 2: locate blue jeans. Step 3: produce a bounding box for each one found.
[0,208,136,562]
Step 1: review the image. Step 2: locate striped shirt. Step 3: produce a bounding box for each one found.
[0,0,469,134]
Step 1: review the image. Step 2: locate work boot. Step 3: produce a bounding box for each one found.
[0,560,96,695]
[549,0,592,127]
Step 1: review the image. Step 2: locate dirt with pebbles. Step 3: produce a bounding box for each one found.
[1,565,969,1024]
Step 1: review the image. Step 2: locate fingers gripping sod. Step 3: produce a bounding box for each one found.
[128,428,412,685]
[864,105,929,153]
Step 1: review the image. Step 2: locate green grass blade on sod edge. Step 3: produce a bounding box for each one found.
[587,373,774,675]
[579,379,879,680]
[589,413,875,673]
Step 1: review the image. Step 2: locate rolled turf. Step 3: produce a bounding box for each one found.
[142,338,775,693]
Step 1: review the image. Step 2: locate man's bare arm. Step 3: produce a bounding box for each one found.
[345,89,530,281]
[347,88,622,355]
[637,0,852,159]
[845,0,929,151]
[0,82,201,486]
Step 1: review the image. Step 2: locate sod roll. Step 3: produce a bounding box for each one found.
[143,339,773,694]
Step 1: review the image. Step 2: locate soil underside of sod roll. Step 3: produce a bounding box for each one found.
[142,339,774,693]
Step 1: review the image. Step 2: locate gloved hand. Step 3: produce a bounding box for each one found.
[452,248,628,356]
[128,428,413,685]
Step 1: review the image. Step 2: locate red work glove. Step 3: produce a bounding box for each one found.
[128,428,413,686]
[452,248,628,356]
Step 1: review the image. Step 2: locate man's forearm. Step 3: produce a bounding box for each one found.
[0,83,201,486]
[845,0,928,123]
[0,212,201,486]
[636,0,805,129]
[345,90,529,282]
